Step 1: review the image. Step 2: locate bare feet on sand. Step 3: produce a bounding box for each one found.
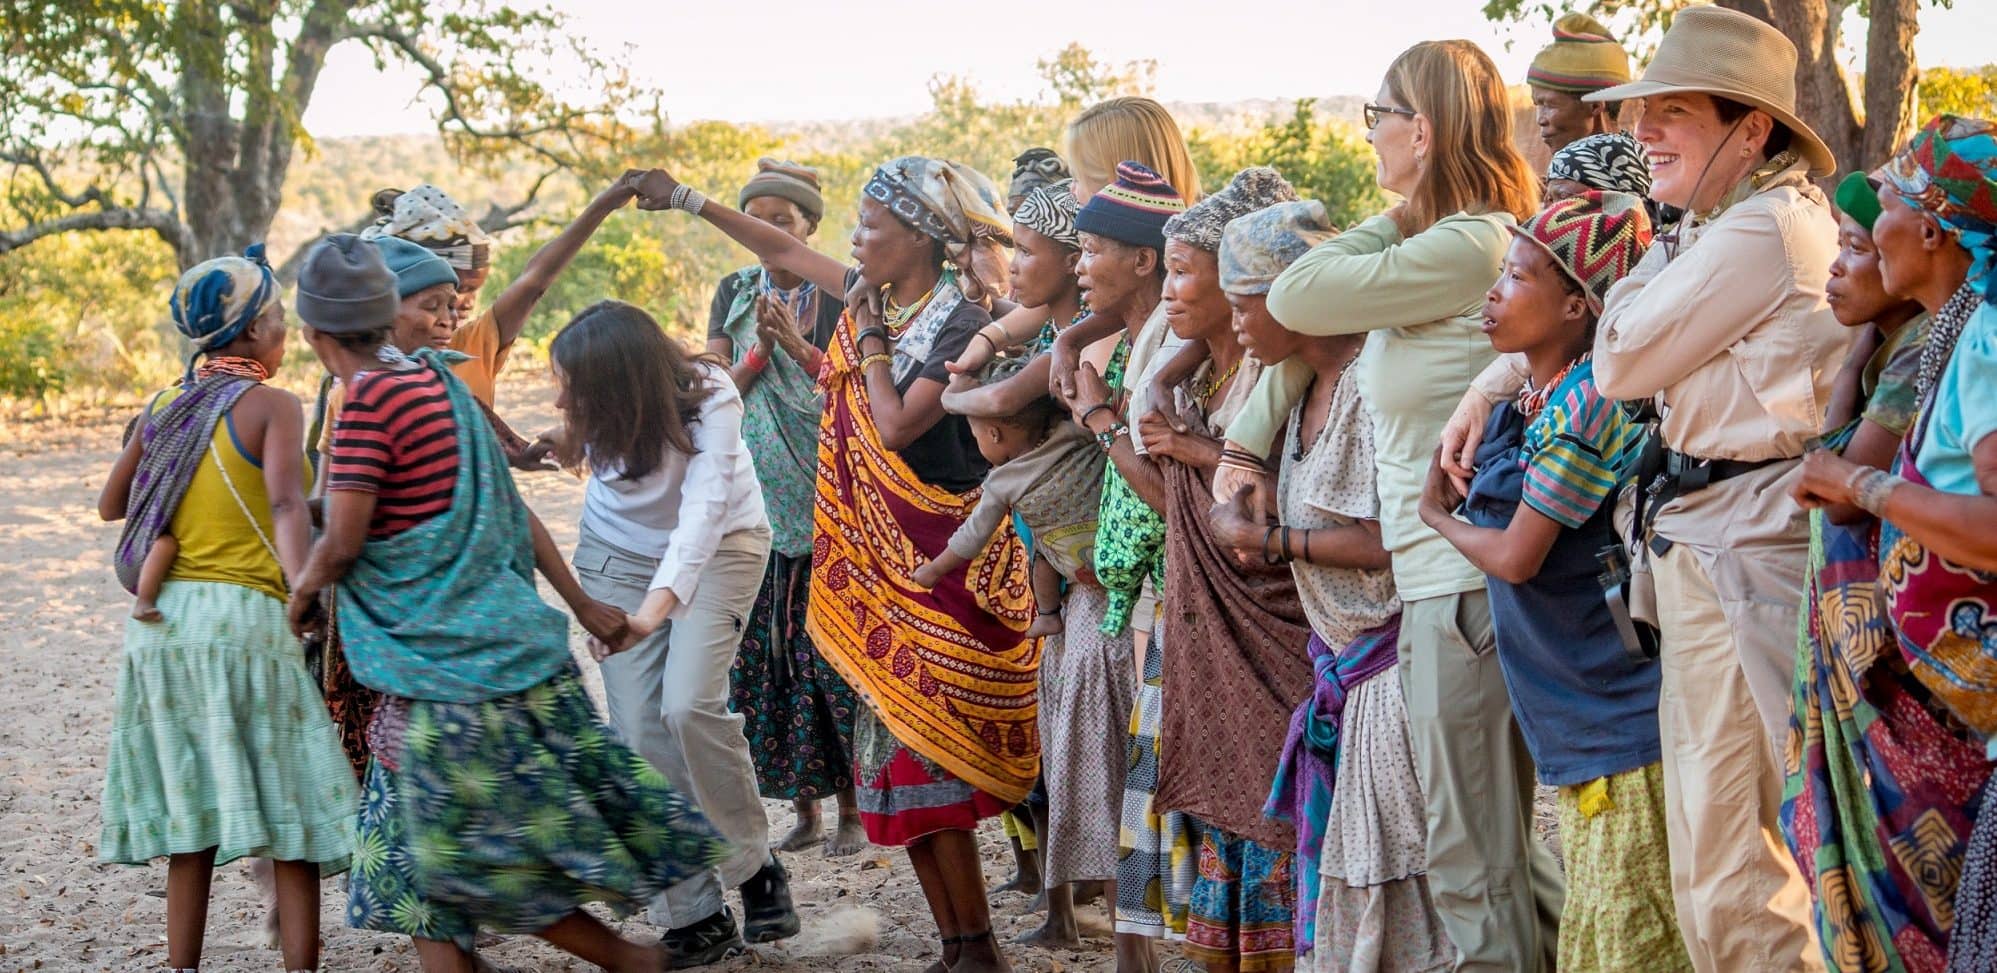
[1015,916,1083,950]
[824,813,867,857]
[777,799,825,853]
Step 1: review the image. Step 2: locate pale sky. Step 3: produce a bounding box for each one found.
[302,0,1997,138]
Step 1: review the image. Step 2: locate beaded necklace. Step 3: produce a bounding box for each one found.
[1517,354,1587,418]
[1036,307,1088,350]
[1916,280,1982,403]
[882,271,947,333]
[1193,356,1243,406]
[195,355,269,383]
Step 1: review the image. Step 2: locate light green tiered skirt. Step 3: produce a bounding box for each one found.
[99,580,357,869]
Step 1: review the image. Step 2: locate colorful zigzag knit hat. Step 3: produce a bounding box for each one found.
[1509,190,1653,314]
[1076,161,1187,253]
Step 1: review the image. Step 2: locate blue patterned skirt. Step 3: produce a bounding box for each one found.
[347,664,729,946]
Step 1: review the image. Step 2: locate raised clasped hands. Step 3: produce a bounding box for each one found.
[623,168,680,210]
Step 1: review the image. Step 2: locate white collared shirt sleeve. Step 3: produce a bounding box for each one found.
[648,373,750,615]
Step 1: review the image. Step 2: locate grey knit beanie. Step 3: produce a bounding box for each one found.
[296,233,399,334]
[1164,167,1299,253]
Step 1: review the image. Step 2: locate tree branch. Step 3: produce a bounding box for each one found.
[272,209,380,285]
[0,207,195,265]
[342,21,577,170]
[477,166,559,234]
[0,150,111,210]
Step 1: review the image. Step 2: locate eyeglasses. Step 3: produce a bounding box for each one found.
[1364,103,1417,130]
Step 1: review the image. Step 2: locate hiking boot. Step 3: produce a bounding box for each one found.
[660,907,744,968]
[739,854,801,943]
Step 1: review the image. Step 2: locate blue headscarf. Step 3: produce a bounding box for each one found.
[169,243,278,379]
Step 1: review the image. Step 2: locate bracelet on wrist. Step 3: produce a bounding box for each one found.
[1281,526,1294,563]
[669,184,707,215]
[1263,524,1284,566]
[972,330,1002,354]
[1219,447,1267,472]
[1853,467,1902,518]
[1095,421,1129,453]
[859,353,892,372]
[1078,403,1114,429]
[743,346,769,373]
[1036,607,1062,617]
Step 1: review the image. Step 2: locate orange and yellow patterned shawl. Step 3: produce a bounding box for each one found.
[806,297,1039,804]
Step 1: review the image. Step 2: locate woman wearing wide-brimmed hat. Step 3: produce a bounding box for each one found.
[1442,7,1851,971]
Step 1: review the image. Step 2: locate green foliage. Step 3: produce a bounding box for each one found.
[1189,101,1389,230]
[1920,65,1997,119]
[0,229,177,397]
[1,43,1387,396]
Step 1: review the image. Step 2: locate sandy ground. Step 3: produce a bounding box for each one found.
[0,374,1558,972]
[0,377,1136,973]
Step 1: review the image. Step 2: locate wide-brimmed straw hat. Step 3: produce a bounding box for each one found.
[1584,6,1834,177]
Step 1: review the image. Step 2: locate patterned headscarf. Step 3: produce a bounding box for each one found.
[361,183,492,270]
[170,244,279,375]
[1880,114,1997,295]
[1547,132,1652,198]
[1013,180,1081,249]
[864,156,1013,260]
[1008,148,1071,211]
[1219,200,1337,297]
[1165,166,1299,254]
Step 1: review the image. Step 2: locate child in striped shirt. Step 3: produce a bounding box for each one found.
[1419,192,1693,973]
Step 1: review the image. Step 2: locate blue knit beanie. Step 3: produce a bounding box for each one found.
[1076,161,1187,253]
[371,235,460,298]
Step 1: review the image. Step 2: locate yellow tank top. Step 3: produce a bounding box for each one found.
[153,387,312,603]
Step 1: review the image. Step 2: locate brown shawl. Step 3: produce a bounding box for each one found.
[1153,445,1313,849]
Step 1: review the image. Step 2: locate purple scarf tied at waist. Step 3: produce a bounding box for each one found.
[1264,617,1402,955]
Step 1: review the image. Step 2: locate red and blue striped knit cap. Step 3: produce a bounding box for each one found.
[1076,161,1187,253]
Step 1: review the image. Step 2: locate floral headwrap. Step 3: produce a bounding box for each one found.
[1012,180,1081,249]
[170,243,278,377]
[360,183,492,270]
[1880,114,1997,295]
[863,156,1013,262]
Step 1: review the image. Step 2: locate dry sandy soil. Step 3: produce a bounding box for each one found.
[0,374,1558,972]
[0,377,1135,972]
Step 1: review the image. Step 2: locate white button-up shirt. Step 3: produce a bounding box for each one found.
[579,362,768,616]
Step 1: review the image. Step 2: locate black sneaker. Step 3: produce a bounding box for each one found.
[739,855,801,943]
[660,907,744,968]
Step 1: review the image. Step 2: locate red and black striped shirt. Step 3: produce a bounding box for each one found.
[326,368,459,538]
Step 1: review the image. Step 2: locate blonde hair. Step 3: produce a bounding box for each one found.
[1064,97,1204,203]
[1384,41,1539,236]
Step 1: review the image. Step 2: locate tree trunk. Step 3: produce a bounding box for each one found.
[1862,0,1921,171]
[176,1,246,268]
[1717,0,1867,179]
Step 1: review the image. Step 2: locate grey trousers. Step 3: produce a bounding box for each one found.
[576,523,772,927]
[1398,588,1565,973]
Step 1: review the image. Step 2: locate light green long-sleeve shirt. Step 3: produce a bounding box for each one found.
[1226,211,1513,601]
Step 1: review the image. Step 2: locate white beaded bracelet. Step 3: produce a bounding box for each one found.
[670,185,707,215]
[1852,467,1903,518]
